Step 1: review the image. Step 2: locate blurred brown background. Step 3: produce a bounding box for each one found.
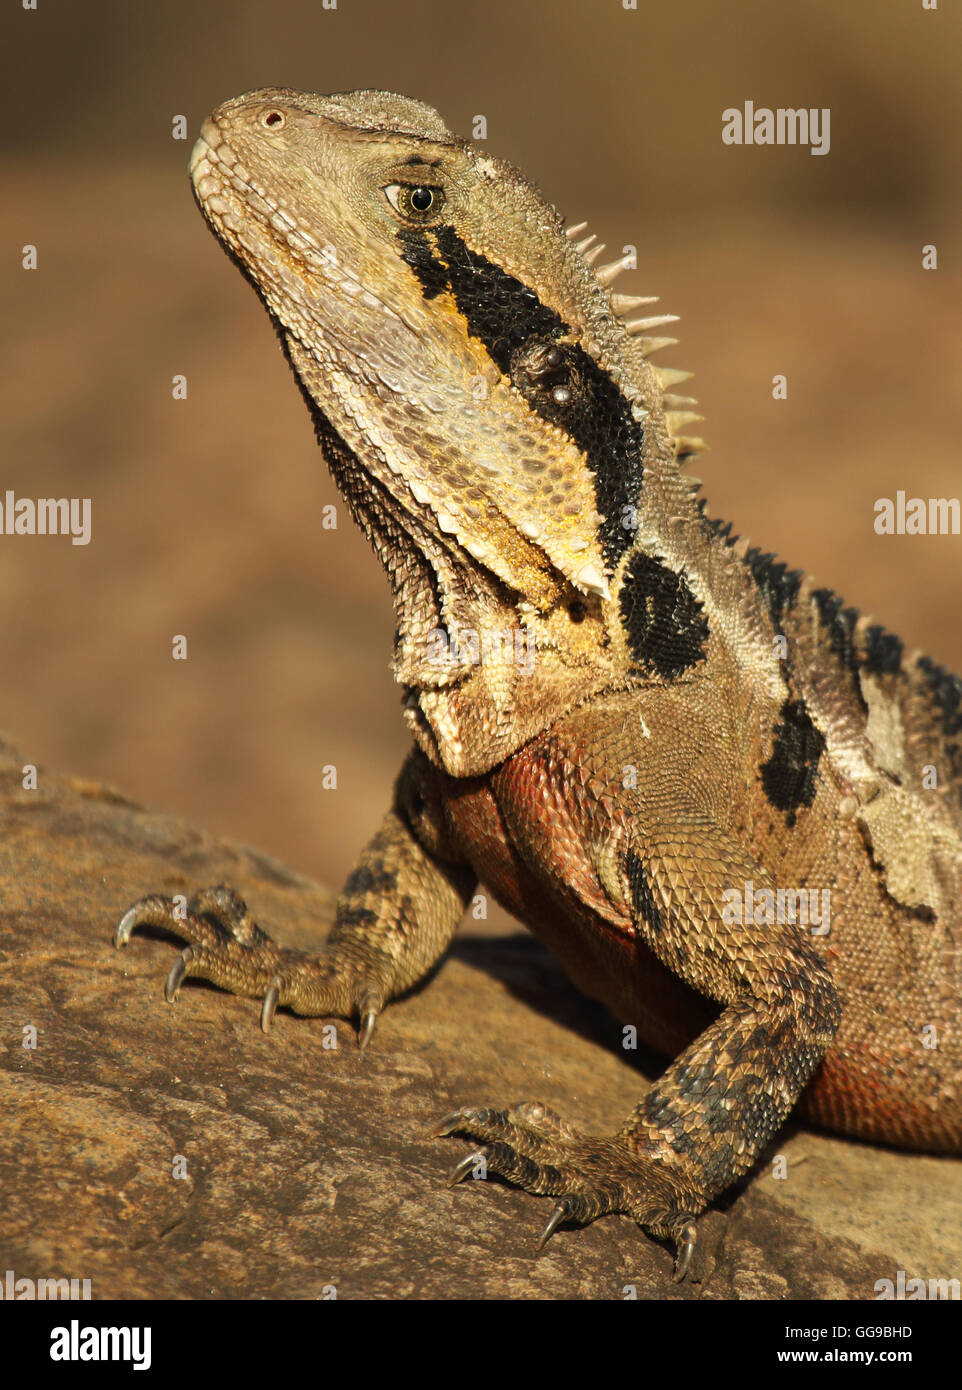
[1,0,959,913]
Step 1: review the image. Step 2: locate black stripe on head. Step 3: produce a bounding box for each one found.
[509,334,648,569]
[398,225,561,364]
[619,550,710,678]
[760,698,826,826]
[396,227,450,300]
[396,225,646,570]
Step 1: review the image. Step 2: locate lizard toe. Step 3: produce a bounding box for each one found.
[115,885,387,1032]
[432,1103,570,1157]
[438,1100,703,1267]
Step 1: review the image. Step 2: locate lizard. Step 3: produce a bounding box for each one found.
[115,88,962,1280]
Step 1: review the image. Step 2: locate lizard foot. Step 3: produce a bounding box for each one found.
[435,1101,700,1280]
[115,885,381,1042]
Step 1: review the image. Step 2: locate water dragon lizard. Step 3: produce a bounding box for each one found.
[115,89,962,1279]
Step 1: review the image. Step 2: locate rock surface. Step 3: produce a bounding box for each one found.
[1,734,959,1300]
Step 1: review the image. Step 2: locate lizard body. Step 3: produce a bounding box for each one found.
[117,89,962,1277]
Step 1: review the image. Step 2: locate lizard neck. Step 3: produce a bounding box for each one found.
[311,403,616,776]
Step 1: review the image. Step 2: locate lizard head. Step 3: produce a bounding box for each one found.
[191,89,708,772]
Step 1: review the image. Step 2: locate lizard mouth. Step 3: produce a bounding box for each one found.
[188,123,486,580]
[190,127,345,284]
[189,125,437,390]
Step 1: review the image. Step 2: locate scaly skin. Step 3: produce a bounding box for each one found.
[115,90,962,1278]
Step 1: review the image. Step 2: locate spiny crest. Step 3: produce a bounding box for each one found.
[565,218,707,463]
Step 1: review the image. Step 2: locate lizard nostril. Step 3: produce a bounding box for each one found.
[263,110,284,128]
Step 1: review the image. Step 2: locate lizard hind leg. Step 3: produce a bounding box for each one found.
[435,1101,702,1279]
[432,726,841,1279]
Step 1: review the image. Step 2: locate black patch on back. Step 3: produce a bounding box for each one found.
[812,588,860,676]
[917,656,962,739]
[396,224,646,569]
[862,624,903,676]
[699,509,802,631]
[744,547,803,629]
[619,550,710,678]
[625,851,664,934]
[700,507,906,687]
[760,698,826,826]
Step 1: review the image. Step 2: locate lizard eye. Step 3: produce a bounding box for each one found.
[383,183,446,223]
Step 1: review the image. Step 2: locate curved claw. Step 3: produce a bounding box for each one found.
[430,1109,466,1139]
[358,1009,377,1053]
[261,980,280,1032]
[447,1151,486,1187]
[537,1203,569,1250]
[672,1219,697,1282]
[165,952,189,1002]
[114,906,141,949]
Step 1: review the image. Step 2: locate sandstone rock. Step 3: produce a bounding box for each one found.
[1,734,958,1299]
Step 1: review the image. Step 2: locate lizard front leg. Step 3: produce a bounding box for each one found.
[438,739,841,1278]
[115,750,476,1044]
